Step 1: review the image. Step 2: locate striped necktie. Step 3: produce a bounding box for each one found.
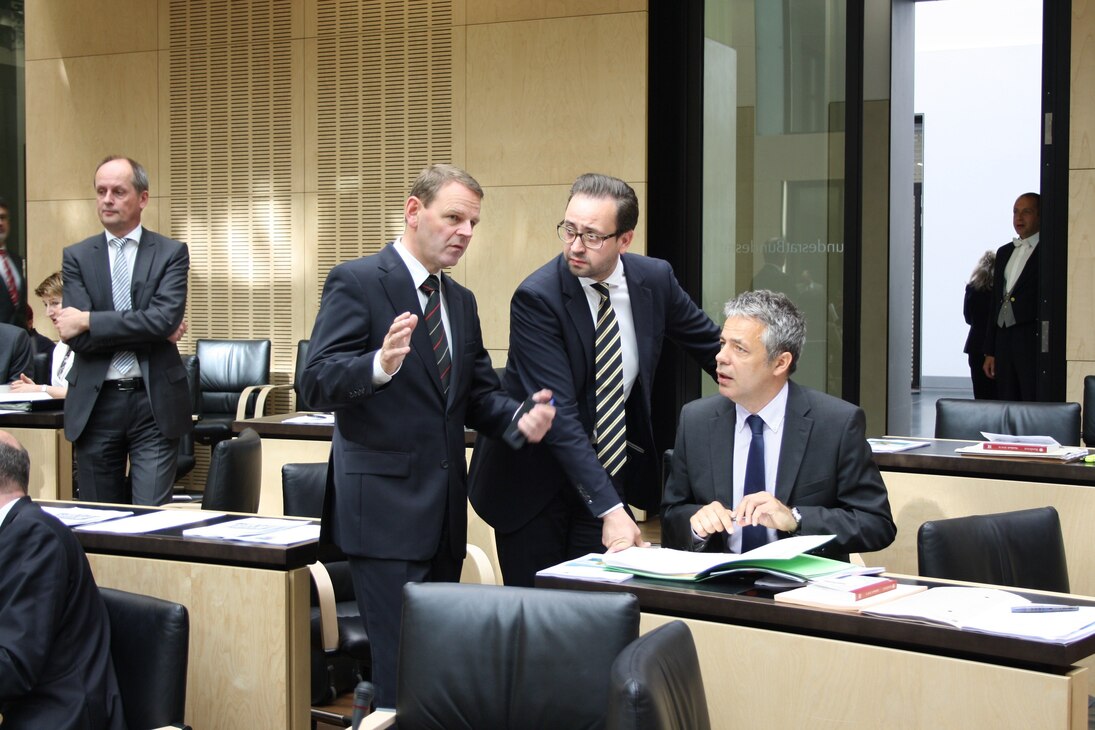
[109,237,138,375]
[420,275,451,394]
[0,251,18,306]
[592,282,626,476]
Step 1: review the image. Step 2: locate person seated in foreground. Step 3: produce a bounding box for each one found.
[661,289,896,561]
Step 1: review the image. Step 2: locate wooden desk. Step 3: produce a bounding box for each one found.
[234,413,477,515]
[52,502,315,730]
[0,410,71,500]
[539,572,1094,729]
[868,438,1095,596]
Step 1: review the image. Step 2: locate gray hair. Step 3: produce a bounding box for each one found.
[0,439,29,496]
[723,289,807,374]
[408,164,484,206]
[95,156,150,195]
[567,173,639,234]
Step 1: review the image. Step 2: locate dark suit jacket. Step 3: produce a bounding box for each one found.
[299,243,519,562]
[661,382,896,560]
[983,240,1039,357]
[0,248,27,329]
[61,229,192,442]
[467,253,720,533]
[0,322,32,382]
[0,497,126,730]
[962,283,992,355]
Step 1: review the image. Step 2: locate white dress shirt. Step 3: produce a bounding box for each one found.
[1003,232,1039,294]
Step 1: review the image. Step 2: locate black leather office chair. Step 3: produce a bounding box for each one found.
[201,427,262,513]
[608,621,710,730]
[282,462,370,706]
[100,587,190,730]
[934,398,1081,446]
[365,583,640,729]
[917,506,1069,593]
[193,338,271,447]
[31,349,50,385]
[1083,376,1095,446]
[174,354,200,482]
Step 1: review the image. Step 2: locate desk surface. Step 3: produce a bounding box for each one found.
[40,501,318,571]
[873,437,1095,486]
[537,572,1095,671]
[234,412,478,447]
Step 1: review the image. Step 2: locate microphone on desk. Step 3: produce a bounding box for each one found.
[351,681,376,729]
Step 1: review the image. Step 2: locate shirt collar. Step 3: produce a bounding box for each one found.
[104,225,144,245]
[1013,231,1040,250]
[578,256,626,292]
[392,237,435,290]
[0,494,20,526]
[735,380,790,434]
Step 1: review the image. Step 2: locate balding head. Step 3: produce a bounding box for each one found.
[0,430,29,501]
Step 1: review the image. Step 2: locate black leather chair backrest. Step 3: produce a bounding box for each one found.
[934,398,1082,446]
[202,427,262,513]
[32,350,50,385]
[174,354,200,481]
[292,339,314,412]
[917,506,1070,593]
[1083,376,1095,446]
[195,339,270,416]
[100,587,189,730]
[608,621,710,730]
[281,462,327,518]
[397,583,639,728]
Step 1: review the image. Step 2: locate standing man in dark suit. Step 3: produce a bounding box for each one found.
[54,156,191,505]
[0,430,126,730]
[661,290,895,560]
[0,322,32,383]
[299,164,555,707]
[0,198,27,329]
[983,192,1040,401]
[467,173,722,587]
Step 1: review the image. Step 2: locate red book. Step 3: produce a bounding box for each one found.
[982,442,1050,453]
[812,575,897,601]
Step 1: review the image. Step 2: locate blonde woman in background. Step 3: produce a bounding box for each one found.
[10,272,71,398]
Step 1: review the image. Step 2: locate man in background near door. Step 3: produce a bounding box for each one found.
[983,192,1040,401]
[54,156,192,506]
[468,173,722,587]
[0,198,27,329]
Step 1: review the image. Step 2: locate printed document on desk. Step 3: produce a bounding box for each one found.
[864,587,1095,643]
[184,517,320,545]
[538,553,634,583]
[599,535,877,582]
[75,510,222,534]
[43,506,134,527]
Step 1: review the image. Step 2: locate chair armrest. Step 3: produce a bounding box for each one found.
[360,710,396,729]
[251,383,295,419]
[237,383,275,420]
[461,543,497,585]
[308,562,340,652]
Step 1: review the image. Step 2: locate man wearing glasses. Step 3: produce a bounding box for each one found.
[468,173,721,586]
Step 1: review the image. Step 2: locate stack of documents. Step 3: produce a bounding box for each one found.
[42,506,134,527]
[955,433,1088,462]
[75,510,219,534]
[537,553,634,583]
[183,517,320,545]
[867,438,931,454]
[599,535,878,583]
[862,587,1095,643]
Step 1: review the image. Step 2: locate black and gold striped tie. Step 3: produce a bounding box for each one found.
[592,282,626,476]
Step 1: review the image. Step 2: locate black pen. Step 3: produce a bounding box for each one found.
[1010,604,1079,613]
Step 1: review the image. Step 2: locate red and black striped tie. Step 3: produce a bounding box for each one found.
[420,275,451,394]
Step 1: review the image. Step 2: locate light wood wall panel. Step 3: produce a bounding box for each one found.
[25,0,157,61]
[1069,1,1095,402]
[1072,0,1094,171]
[465,12,646,187]
[466,0,645,25]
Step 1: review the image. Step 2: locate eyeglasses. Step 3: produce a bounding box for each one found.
[556,223,619,250]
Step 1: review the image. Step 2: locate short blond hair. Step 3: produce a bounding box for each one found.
[35,271,62,300]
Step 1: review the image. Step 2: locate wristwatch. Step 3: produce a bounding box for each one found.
[789,507,803,533]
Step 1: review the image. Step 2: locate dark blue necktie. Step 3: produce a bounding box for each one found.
[741,414,767,553]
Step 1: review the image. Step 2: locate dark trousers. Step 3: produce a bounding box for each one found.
[967,352,995,400]
[495,474,629,588]
[74,387,179,506]
[346,528,461,709]
[993,321,1038,401]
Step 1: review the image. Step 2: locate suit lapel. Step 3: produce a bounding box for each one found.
[559,255,595,382]
[377,244,447,400]
[130,230,158,307]
[622,255,655,402]
[775,382,812,504]
[707,401,736,506]
[89,235,115,309]
[441,272,464,404]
